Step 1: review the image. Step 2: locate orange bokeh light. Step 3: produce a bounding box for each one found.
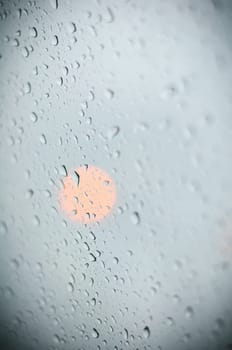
[59,165,116,223]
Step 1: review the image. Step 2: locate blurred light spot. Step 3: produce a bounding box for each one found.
[59,165,116,223]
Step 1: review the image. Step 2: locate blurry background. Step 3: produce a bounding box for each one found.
[0,0,232,349]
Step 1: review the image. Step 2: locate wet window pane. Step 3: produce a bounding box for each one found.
[0,0,232,349]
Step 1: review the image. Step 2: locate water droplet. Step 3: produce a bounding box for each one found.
[166,317,175,326]
[25,189,34,198]
[104,89,114,99]
[130,211,140,225]
[72,171,80,186]
[105,7,115,23]
[53,334,60,344]
[123,328,129,340]
[21,47,29,58]
[107,126,120,140]
[49,0,58,9]
[56,77,63,86]
[89,253,96,262]
[40,134,47,144]
[30,112,38,123]
[173,294,181,304]
[51,35,59,46]
[32,216,40,226]
[29,27,38,38]
[23,82,31,94]
[92,328,99,338]
[0,221,8,235]
[143,326,150,339]
[67,22,76,34]
[32,66,38,75]
[113,257,119,264]
[185,306,194,319]
[60,165,68,177]
[11,38,19,47]
[67,282,74,292]
[11,258,20,270]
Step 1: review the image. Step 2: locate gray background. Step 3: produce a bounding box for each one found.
[0,0,232,349]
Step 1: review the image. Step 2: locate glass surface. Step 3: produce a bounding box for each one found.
[0,0,232,349]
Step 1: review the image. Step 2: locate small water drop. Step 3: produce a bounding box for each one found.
[30,112,38,123]
[56,77,63,86]
[51,35,59,46]
[89,253,96,262]
[49,0,58,10]
[21,47,29,58]
[0,221,8,236]
[53,334,60,344]
[67,282,74,293]
[185,306,194,319]
[23,82,31,94]
[67,22,76,34]
[123,328,129,340]
[40,134,47,144]
[107,126,120,140]
[72,171,80,186]
[104,89,114,99]
[11,38,19,47]
[29,27,38,38]
[25,189,34,199]
[105,7,115,23]
[143,326,150,339]
[166,317,175,326]
[11,258,20,270]
[32,215,40,227]
[60,165,68,176]
[113,257,119,264]
[92,328,99,338]
[130,211,140,225]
